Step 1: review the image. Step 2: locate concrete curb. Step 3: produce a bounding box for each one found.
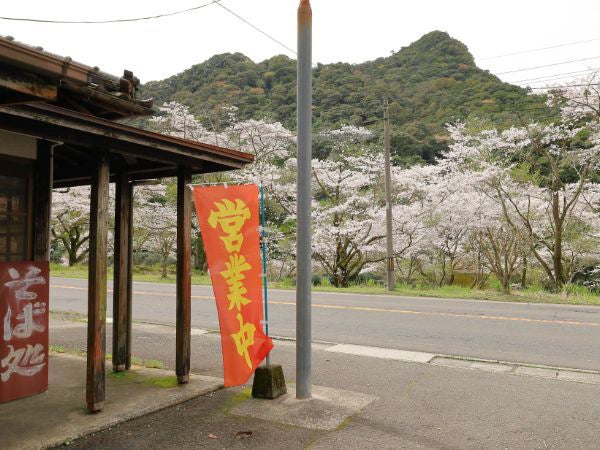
[324,343,600,385]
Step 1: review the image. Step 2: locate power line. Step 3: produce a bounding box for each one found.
[0,0,221,24]
[513,68,600,84]
[528,83,599,90]
[498,55,600,75]
[360,104,560,126]
[480,37,600,61]
[215,2,296,55]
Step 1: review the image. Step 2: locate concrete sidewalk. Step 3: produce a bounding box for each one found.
[0,353,222,450]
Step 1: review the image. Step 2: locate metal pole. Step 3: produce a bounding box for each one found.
[296,0,312,400]
[260,184,271,367]
[383,96,395,291]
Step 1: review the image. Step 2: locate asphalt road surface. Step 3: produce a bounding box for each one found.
[50,276,600,371]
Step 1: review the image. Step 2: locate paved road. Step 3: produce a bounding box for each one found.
[50,276,600,371]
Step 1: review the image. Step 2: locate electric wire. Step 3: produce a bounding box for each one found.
[498,55,600,75]
[527,83,599,90]
[214,2,296,55]
[513,68,600,84]
[479,37,600,61]
[0,0,221,24]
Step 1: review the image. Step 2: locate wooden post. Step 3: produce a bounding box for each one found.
[87,150,109,413]
[176,166,192,384]
[126,181,133,370]
[33,140,53,261]
[112,173,130,372]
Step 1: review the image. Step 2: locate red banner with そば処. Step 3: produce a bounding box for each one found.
[0,261,49,403]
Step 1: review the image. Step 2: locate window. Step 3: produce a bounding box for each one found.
[0,159,32,262]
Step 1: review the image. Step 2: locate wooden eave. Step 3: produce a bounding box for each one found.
[0,36,154,119]
[0,103,254,187]
[0,37,90,84]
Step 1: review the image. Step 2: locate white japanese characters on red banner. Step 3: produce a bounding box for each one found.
[0,261,49,403]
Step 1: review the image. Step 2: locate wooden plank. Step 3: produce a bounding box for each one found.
[176,166,192,384]
[33,141,53,261]
[112,173,130,372]
[86,150,109,413]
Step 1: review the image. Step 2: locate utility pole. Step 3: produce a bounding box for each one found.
[296,0,312,400]
[383,96,395,291]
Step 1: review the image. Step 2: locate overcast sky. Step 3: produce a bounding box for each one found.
[2,0,599,90]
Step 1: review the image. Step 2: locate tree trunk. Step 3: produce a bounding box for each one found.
[501,277,511,295]
[520,257,527,289]
[551,190,565,289]
[161,255,169,278]
[68,247,78,266]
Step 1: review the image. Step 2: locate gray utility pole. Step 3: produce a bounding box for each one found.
[296,0,312,400]
[383,96,395,291]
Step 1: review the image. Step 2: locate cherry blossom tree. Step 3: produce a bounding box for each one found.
[309,127,386,287]
[547,72,600,122]
[151,102,221,144]
[51,186,91,266]
[133,183,177,278]
[445,120,600,290]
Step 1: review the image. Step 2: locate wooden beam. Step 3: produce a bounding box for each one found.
[32,140,53,261]
[0,69,57,104]
[176,166,192,384]
[0,106,251,169]
[126,181,133,370]
[112,173,130,372]
[86,150,109,413]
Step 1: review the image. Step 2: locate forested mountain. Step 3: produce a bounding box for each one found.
[140,31,555,164]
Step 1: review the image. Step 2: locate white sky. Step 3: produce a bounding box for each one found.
[2,0,599,90]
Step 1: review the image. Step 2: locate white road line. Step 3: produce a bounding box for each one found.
[326,343,435,363]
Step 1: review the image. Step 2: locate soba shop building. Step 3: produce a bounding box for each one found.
[0,35,252,412]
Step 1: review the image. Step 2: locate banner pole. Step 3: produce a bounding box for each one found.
[260,183,271,367]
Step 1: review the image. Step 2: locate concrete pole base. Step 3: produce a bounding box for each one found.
[177,374,189,384]
[252,364,287,399]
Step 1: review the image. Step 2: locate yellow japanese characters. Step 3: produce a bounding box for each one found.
[208,199,251,253]
[208,198,256,369]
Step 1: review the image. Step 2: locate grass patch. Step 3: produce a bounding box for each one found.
[147,376,178,388]
[143,359,165,369]
[222,387,252,412]
[50,263,211,285]
[52,347,174,387]
[106,370,177,388]
[108,371,128,379]
[50,343,167,371]
[49,345,86,358]
[274,280,600,306]
[131,356,144,366]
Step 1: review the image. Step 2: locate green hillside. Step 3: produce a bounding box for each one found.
[140,31,555,164]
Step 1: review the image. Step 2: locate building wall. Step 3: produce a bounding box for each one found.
[0,130,38,262]
[0,130,37,160]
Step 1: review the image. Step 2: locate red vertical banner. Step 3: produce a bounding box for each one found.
[0,261,49,403]
[193,185,273,387]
